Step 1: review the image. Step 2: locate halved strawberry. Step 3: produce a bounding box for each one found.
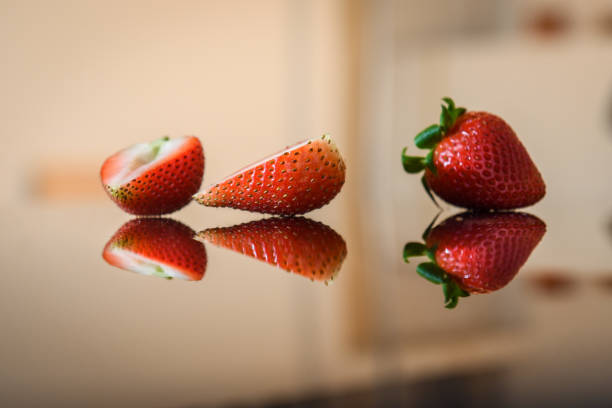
[404,212,546,308]
[193,135,346,215]
[101,136,204,215]
[103,218,207,281]
[402,98,545,210]
[199,217,347,283]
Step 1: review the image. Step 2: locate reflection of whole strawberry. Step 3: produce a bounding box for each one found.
[200,217,346,283]
[402,98,545,210]
[103,218,207,281]
[404,212,546,308]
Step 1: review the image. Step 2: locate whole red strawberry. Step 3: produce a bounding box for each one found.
[402,98,545,209]
[101,136,204,215]
[103,218,207,281]
[403,212,546,308]
[199,217,347,283]
[193,135,346,215]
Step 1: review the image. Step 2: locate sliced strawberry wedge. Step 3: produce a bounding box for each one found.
[193,135,346,215]
[103,218,207,281]
[101,136,204,215]
[199,217,347,283]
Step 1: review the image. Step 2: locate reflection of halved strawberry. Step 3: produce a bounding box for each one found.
[103,218,207,281]
[404,212,546,308]
[199,217,347,283]
[101,136,204,215]
[193,135,346,216]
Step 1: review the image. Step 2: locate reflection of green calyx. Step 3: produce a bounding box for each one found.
[151,265,172,280]
[401,97,466,206]
[113,237,131,249]
[403,238,469,309]
[442,279,470,309]
[403,242,428,261]
[402,242,437,263]
[416,261,445,283]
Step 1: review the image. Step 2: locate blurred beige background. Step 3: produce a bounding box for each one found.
[1,0,612,407]
[0,0,358,203]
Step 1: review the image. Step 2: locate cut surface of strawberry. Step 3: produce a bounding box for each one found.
[103,218,207,281]
[101,136,204,215]
[404,211,546,308]
[194,135,346,215]
[402,98,545,210]
[199,217,347,283]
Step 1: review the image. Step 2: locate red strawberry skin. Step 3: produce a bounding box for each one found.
[199,217,347,282]
[194,135,346,215]
[425,112,545,210]
[103,218,207,281]
[425,212,546,293]
[101,136,204,215]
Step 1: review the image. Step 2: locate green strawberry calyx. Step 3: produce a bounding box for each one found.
[402,215,470,309]
[403,242,470,309]
[150,136,170,158]
[401,97,466,207]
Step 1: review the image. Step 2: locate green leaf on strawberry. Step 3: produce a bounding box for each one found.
[401,97,546,210]
[414,124,442,149]
[401,148,426,173]
[420,175,440,209]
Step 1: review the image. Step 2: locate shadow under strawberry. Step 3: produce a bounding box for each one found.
[199,217,347,284]
[103,218,207,281]
[404,211,546,308]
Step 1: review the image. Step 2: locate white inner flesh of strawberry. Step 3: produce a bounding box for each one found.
[108,248,193,280]
[106,137,187,188]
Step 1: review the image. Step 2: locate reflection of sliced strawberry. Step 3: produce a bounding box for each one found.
[194,135,346,216]
[404,212,546,308]
[199,217,347,283]
[101,136,204,215]
[103,218,207,281]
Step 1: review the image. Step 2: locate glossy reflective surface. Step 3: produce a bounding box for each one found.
[2,2,612,407]
[2,187,612,407]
